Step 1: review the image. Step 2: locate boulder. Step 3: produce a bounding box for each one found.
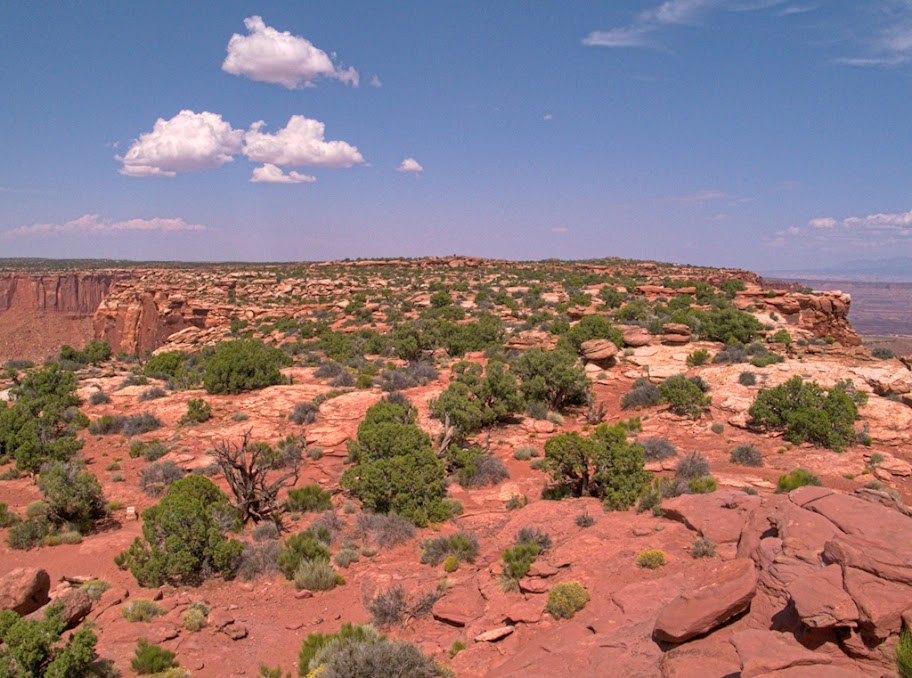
[788,565,858,629]
[732,629,836,678]
[662,333,691,345]
[653,559,758,643]
[0,568,51,616]
[432,585,485,627]
[26,588,92,628]
[580,339,618,362]
[662,323,691,336]
[622,327,652,347]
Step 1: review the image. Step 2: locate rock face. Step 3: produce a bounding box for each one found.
[0,568,51,616]
[0,273,117,315]
[761,291,861,346]
[653,559,758,643]
[26,587,92,628]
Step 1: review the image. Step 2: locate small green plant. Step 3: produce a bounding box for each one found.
[180,398,212,425]
[506,494,528,511]
[711,422,724,434]
[546,581,590,619]
[449,640,467,657]
[293,558,340,592]
[182,607,207,631]
[897,628,912,678]
[688,475,717,494]
[286,485,332,513]
[121,599,164,622]
[730,444,763,467]
[692,536,716,558]
[776,468,821,493]
[636,549,666,569]
[131,639,179,675]
[575,510,595,528]
[739,371,757,386]
[501,543,540,589]
[443,555,459,573]
[80,579,111,601]
[686,349,710,367]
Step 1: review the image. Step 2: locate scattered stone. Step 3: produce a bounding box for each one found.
[475,625,514,642]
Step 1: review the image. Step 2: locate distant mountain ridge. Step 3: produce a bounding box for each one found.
[765,256,912,282]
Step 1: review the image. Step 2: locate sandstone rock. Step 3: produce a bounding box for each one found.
[841,566,912,639]
[504,331,557,351]
[662,333,691,345]
[622,327,652,347]
[580,339,618,362]
[222,622,248,640]
[788,565,858,629]
[653,559,758,643]
[432,585,485,627]
[0,568,51,616]
[475,625,514,642]
[26,588,92,628]
[662,323,691,336]
[732,629,834,677]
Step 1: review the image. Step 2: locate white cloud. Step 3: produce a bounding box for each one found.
[250,163,316,184]
[3,214,207,238]
[244,116,365,169]
[222,16,358,88]
[583,0,787,49]
[678,189,751,206]
[543,113,554,121]
[117,110,243,177]
[369,75,382,88]
[809,217,836,229]
[773,208,912,250]
[397,158,423,174]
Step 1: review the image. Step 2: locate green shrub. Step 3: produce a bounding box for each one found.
[687,349,710,367]
[420,532,480,565]
[749,376,860,451]
[180,398,211,425]
[769,329,792,345]
[739,371,757,386]
[0,605,97,676]
[699,307,763,344]
[278,530,331,579]
[872,347,895,360]
[140,461,186,497]
[7,517,51,550]
[711,422,724,434]
[290,401,319,425]
[37,461,106,531]
[675,451,710,480]
[334,549,360,568]
[138,386,167,402]
[60,340,111,366]
[121,599,164,622]
[641,437,677,461]
[575,510,595,527]
[688,475,717,494]
[560,315,624,353]
[513,348,590,411]
[501,543,540,584]
[449,640,466,657]
[429,360,523,436]
[443,556,459,572]
[120,476,243,586]
[446,445,509,488]
[293,558,341,591]
[130,439,168,461]
[80,579,111,601]
[182,607,208,631]
[287,485,332,513]
[0,503,19,528]
[131,639,178,675]
[776,468,821,493]
[354,512,415,549]
[897,628,912,678]
[203,339,289,394]
[298,623,378,676]
[750,352,781,368]
[89,390,110,405]
[622,378,662,410]
[0,363,84,474]
[636,549,666,569]
[730,444,763,467]
[660,375,710,418]
[546,581,590,619]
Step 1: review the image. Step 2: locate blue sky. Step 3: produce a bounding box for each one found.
[2,1,912,271]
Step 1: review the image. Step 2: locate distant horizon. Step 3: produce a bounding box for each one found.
[4,2,912,269]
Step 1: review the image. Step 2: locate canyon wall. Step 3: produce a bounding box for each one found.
[0,272,125,363]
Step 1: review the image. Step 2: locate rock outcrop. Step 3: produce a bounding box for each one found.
[0,567,51,616]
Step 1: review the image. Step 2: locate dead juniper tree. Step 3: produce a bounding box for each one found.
[213,429,304,525]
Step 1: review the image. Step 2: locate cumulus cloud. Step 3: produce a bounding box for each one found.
[397,158,423,174]
[250,163,316,184]
[117,110,243,177]
[369,75,382,88]
[768,208,912,249]
[3,214,207,238]
[222,16,359,88]
[244,116,365,168]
